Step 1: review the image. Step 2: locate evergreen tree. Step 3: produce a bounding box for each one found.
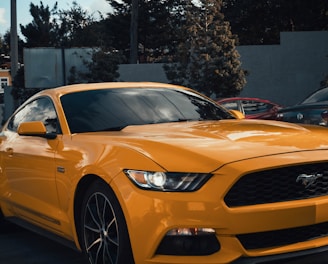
[106,0,185,63]
[165,0,246,98]
[56,1,110,48]
[222,0,328,45]
[3,31,25,64]
[0,32,11,65]
[20,2,59,47]
[20,1,107,48]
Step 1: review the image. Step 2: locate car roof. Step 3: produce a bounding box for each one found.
[32,82,191,98]
[217,97,274,103]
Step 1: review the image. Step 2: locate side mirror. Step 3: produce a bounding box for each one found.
[17,121,57,139]
[229,110,245,119]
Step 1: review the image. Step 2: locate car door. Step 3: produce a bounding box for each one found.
[0,97,62,231]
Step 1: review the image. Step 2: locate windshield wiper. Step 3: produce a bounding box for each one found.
[171,118,194,122]
[100,125,128,131]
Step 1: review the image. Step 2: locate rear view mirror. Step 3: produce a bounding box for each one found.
[17,121,57,139]
[229,110,245,119]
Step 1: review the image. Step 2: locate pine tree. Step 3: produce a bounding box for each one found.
[20,2,59,47]
[165,0,246,98]
[222,0,328,45]
[56,2,106,48]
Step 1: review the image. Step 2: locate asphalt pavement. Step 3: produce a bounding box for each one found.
[2,220,328,264]
[0,220,87,264]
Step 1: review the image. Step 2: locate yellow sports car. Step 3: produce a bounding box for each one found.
[1,82,328,264]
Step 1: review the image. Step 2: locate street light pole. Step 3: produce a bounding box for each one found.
[130,0,138,64]
[10,0,18,79]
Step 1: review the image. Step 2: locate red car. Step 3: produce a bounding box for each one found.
[217,97,282,119]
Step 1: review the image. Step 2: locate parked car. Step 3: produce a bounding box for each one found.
[2,82,328,264]
[276,87,328,126]
[216,97,282,120]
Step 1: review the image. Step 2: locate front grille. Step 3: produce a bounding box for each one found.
[224,163,328,207]
[237,221,328,250]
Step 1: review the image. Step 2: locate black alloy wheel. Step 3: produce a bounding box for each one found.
[80,179,134,264]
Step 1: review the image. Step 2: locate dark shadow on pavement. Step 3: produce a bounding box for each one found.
[0,220,87,264]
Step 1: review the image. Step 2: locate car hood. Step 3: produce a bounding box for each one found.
[78,120,328,172]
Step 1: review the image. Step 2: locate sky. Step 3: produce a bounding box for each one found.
[0,0,113,37]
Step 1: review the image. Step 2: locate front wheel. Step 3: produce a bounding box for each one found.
[79,180,134,264]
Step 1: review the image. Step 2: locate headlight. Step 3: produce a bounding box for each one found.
[276,113,284,121]
[124,170,212,192]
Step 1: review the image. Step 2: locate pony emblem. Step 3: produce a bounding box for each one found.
[296,173,323,188]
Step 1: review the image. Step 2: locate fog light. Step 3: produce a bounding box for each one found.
[156,227,220,256]
[167,227,215,236]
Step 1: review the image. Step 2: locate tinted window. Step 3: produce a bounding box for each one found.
[242,100,273,115]
[61,88,233,133]
[221,101,239,111]
[7,97,60,134]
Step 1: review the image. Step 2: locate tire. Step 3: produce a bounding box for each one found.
[79,179,134,264]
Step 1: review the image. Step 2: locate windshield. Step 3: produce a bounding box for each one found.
[302,87,328,104]
[61,87,234,133]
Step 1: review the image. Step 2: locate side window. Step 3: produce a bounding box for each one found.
[0,77,8,89]
[7,97,60,134]
[221,101,239,111]
[242,100,271,115]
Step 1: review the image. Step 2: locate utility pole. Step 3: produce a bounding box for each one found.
[130,0,138,64]
[10,0,18,79]
[5,0,18,118]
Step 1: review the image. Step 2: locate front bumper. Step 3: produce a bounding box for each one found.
[233,245,328,263]
[112,150,328,263]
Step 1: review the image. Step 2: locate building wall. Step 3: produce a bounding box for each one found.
[0,70,12,91]
[23,31,328,108]
[5,31,327,124]
[237,31,328,106]
[119,31,328,106]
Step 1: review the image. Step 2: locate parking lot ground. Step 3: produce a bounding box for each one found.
[0,220,87,264]
[2,220,328,264]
